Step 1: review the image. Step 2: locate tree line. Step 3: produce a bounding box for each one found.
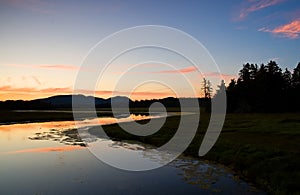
[215,61,300,112]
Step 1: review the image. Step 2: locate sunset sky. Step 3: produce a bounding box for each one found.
[0,0,299,100]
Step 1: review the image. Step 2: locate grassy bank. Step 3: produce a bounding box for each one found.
[91,113,300,194]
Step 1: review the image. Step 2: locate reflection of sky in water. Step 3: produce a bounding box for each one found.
[0,114,264,194]
[0,114,157,152]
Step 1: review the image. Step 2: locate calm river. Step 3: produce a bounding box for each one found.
[0,112,264,194]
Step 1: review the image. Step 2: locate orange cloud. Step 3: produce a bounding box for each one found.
[39,87,72,93]
[0,86,72,100]
[0,85,174,101]
[0,85,37,92]
[0,85,71,94]
[5,64,80,71]
[5,145,83,154]
[0,92,45,101]
[153,66,198,74]
[237,0,285,20]
[259,19,300,38]
[35,64,80,70]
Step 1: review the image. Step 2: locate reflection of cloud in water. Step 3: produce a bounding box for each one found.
[89,139,262,193]
[26,113,165,147]
[0,113,160,132]
[5,145,83,154]
[0,121,77,132]
[170,158,225,191]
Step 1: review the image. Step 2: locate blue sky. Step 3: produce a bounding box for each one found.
[0,0,299,100]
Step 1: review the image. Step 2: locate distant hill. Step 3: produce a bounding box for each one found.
[39,95,107,107]
[0,95,133,110]
[0,95,210,111]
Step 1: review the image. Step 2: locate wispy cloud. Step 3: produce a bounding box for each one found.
[20,76,42,85]
[32,76,41,85]
[203,72,237,80]
[152,66,198,74]
[0,85,71,94]
[35,64,80,70]
[258,19,300,38]
[235,26,248,30]
[201,72,238,86]
[114,66,199,75]
[6,64,80,71]
[237,0,285,20]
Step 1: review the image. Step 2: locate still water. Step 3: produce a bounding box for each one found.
[0,113,264,194]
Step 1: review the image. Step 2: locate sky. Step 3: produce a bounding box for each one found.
[0,0,299,101]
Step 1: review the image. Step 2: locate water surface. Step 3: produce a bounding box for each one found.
[0,113,264,194]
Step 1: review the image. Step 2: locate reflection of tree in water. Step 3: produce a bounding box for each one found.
[107,141,251,193]
[169,158,241,192]
[28,128,92,146]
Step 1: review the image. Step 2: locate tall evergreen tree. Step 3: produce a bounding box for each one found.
[282,68,292,90]
[239,63,251,82]
[249,64,258,79]
[201,78,212,98]
[292,62,300,87]
[225,60,299,112]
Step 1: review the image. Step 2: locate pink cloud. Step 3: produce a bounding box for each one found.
[114,66,198,75]
[203,72,237,80]
[153,66,198,74]
[259,19,300,38]
[237,0,285,20]
[0,86,72,96]
[6,64,80,71]
[35,64,80,70]
[39,87,72,93]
